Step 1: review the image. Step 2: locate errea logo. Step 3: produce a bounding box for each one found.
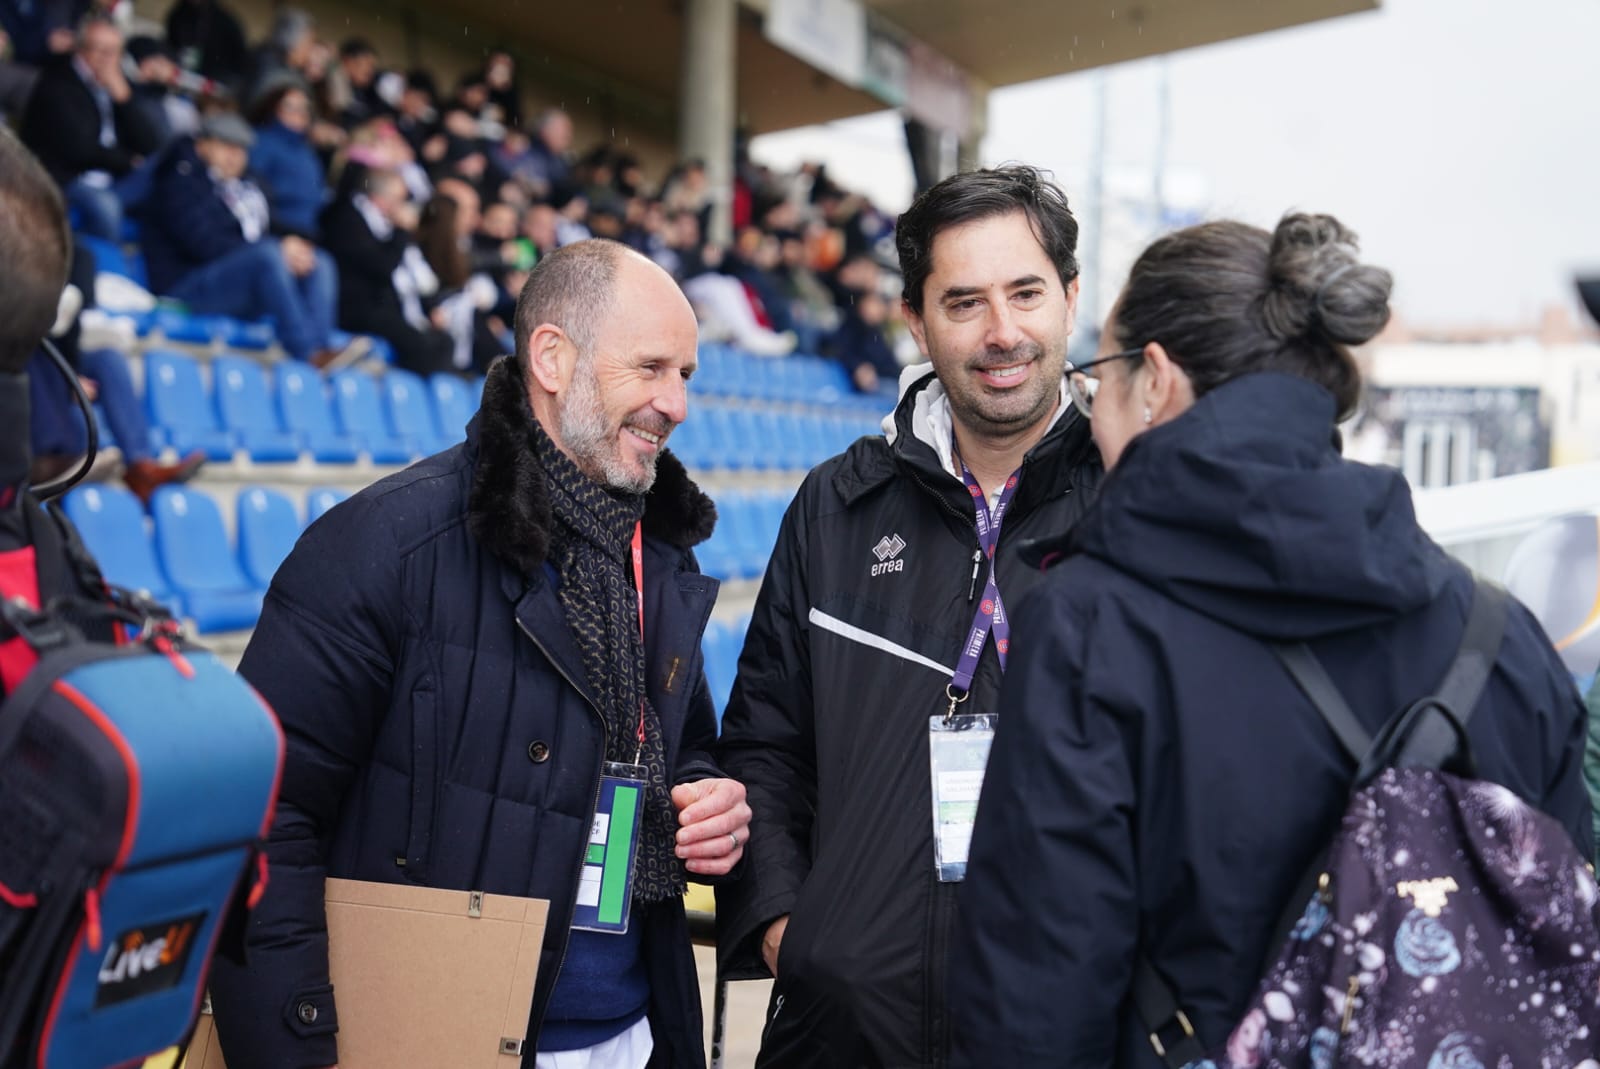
[871,534,907,577]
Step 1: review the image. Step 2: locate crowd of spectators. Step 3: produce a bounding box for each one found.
[0,0,918,391]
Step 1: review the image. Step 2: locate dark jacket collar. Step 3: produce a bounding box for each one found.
[466,357,717,578]
[833,368,1101,520]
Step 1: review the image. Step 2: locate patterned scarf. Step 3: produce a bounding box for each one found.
[533,423,685,904]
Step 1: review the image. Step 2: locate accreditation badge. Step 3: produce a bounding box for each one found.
[928,714,997,882]
[572,761,647,934]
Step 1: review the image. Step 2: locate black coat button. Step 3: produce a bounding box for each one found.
[297,1001,318,1024]
[527,740,551,763]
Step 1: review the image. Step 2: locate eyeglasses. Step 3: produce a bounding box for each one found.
[1066,347,1144,419]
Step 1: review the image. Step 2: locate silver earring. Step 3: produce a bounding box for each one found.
[1143,406,1153,425]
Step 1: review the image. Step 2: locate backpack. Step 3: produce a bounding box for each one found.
[1136,578,1600,1069]
[0,530,284,1069]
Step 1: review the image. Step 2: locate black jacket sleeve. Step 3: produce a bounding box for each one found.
[206,496,408,1069]
[320,199,408,284]
[947,581,1139,1068]
[714,486,818,980]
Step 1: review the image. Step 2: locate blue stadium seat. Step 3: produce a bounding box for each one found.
[222,318,276,352]
[76,234,144,286]
[275,363,361,463]
[236,486,301,588]
[692,408,730,471]
[429,374,476,446]
[143,350,237,460]
[702,620,734,724]
[212,356,301,462]
[150,486,264,633]
[697,490,747,580]
[381,369,446,456]
[330,371,417,464]
[61,485,184,619]
[305,486,349,525]
[151,309,223,347]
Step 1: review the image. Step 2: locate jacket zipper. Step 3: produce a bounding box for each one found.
[515,616,610,1041]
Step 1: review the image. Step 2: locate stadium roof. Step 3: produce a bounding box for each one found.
[431,0,1375,138]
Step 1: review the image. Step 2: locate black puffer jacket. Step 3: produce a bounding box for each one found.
[716,368,1101,1068]
[209,358,725,1068]
[948,372,1592,1067]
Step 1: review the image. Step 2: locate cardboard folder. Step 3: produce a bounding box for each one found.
[183,879,548,1069]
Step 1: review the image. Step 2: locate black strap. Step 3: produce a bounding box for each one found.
[1133,577,1511,1062]
[1410,578,1508,760]
[1272,644,1371,765]
[1131,954,1206,1067]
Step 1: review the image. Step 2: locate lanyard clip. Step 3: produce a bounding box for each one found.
[943,683,969,723]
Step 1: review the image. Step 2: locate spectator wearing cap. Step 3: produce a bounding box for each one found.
[142,113,358,367]
[126,36,199,149]
[19,16,162,241]
[248,76,328,240]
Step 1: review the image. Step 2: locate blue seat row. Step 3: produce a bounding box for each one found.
[691,344,893,414]
[143,351,483,464]
[697,489,792,582]
[670,405,878,473]
[63,483,349,633]
[702,613,751,725]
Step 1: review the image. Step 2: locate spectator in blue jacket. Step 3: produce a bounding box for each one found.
[141,112,355,367]
[248,77,328,240]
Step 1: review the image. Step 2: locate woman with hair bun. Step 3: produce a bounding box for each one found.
[946,214,1591,1066]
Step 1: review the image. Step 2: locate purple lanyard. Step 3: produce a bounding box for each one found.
[948,454,1022,705]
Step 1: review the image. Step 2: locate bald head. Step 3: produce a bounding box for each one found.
[518,240,698,492]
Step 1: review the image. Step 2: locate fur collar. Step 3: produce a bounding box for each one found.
[467,357,717,577]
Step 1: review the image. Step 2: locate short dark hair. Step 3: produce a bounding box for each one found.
[1112,213,1393,420]
[0,128,71,374]
[513,240,625,374]
[339,37,375,60]
[895,164,1079,314]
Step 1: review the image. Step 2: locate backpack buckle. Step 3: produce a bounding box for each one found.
[0,596,75,653]
[1149,1009,1196,1058]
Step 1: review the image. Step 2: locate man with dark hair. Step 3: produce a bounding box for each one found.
[334,36,385,128]
[715,165,1102,1067]
[18,16,162,241]
[208,239,750,1069]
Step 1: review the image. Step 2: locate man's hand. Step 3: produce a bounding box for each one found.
[280,236,316,277]
[762,914,789,978]
[669,778,750,878]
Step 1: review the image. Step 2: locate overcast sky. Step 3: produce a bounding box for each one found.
[751,0,1600,329]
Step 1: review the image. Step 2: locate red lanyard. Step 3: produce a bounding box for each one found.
[630,521,646,763]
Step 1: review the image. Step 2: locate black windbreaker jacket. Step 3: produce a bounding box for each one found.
[947,373,1592,1067]
[716,369,1101,1068]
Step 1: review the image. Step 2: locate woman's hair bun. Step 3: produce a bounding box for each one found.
[1261,212,1393,348]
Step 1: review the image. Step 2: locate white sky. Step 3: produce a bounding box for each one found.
[751,0,1600,329]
